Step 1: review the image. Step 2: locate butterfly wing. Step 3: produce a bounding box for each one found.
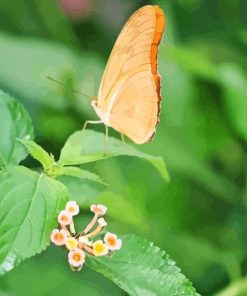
[96,5,165,144]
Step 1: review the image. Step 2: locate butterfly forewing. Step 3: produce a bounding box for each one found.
[96,5,165,144]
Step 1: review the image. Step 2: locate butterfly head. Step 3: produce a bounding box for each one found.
[91,96,98,107]
[91,97,108,124]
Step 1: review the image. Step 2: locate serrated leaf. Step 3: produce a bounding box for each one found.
[59,130,169,182]
[0,90,33,166]
[61,166,105,184]
[0,166,69,275]
[18,139,53,170]
[87,235,199,296]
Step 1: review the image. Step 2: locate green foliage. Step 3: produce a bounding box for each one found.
[59,130,170,182]
[0,165,69,275]
[71,189,149,231]
[19,139,54,170]
[0,0,77,44]
[0,33,103,111]
[87,235,199,296]
[60,166,105,184]
[218,64,247,142]
[0,90,33,166]
[0,246,124,296]
[58,175,106,204]
[19,139,105,182]
[0,89,198,295]
[215,277,247,296]
[0,0,246,294]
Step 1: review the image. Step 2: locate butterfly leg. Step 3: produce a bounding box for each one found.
[82,120,103,133]
[104,125,109,156]
[120,133,126,146]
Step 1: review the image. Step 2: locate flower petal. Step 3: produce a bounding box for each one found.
[68,248,85,267]
[66,201,79,216]
[51,229,67,246]
[58,210,73,225]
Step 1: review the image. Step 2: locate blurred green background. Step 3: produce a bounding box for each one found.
[0,0,246,295]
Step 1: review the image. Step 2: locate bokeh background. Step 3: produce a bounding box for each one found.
[0,0,246,295]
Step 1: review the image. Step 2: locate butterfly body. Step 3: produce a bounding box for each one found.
[91,5,165,144]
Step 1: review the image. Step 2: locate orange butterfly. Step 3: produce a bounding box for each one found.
[84,5,165,145]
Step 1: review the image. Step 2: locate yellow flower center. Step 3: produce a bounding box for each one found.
[73,253,81,262]
[67,238,77,250]
[94,207,102,214]
[107,237,116,246]
[94,242,105,254]
[68,206,74,213]
[61,215,68,222]
[54,233,64,241]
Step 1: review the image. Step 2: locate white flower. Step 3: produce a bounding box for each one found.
[58,210,73,225]
[78,236,92,245]
[65,201,79,216]
[50,229,67,246]
[90,204,107,216]
[68,248,85,267]
[98,217,107,227]
[104,232,122,250]
[93,240,108,256]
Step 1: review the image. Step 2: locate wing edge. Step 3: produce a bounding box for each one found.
[146,5,166,143]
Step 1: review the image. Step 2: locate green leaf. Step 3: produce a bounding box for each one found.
[61,166,105,184]
[0,246,124,296]
[87,235,199,296]
[18,139,53,170]
[58,175,106,204]
[58,175,147,231]
[0,166,69,275]
[75,190,148,232]
[59,130,170,182]
[0,90,33,166]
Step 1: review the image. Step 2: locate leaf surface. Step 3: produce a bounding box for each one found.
[59,130,169,182]
[19,139,53,170]
[0,90,33,166]
[87,235,199,296]
[0,166,69,275]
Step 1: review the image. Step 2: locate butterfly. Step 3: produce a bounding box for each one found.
[84,5,165,145]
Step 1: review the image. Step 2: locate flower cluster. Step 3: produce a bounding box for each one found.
[51,201,122,271]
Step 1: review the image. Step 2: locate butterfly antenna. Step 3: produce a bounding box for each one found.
[47,76,92,99]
